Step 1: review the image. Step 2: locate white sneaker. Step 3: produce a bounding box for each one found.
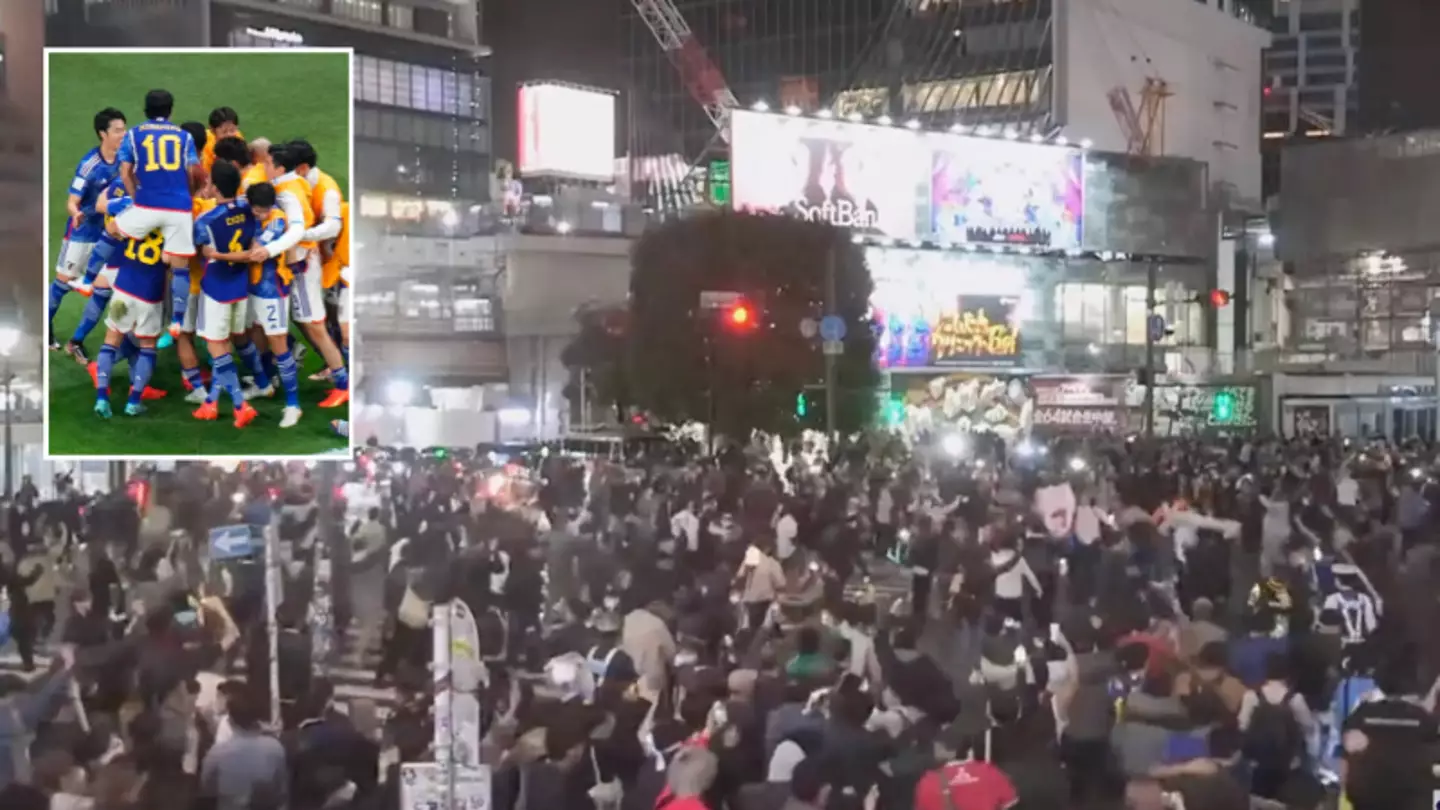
[70,280,93,296]
[185,388,209,404]
[279,406,303,428]
[243,381,275,398]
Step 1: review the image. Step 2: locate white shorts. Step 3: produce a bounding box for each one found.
[250,294,291,337]
[181,291,201,334]
[289,253,326,325]
[195,294,248,343]
[98,265,118,285]
[338,283,352,326]
[105,289,164,339]
[114,204,195,258]
[54,239,97,280]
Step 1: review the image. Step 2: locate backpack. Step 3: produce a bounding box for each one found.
[1242,689,1302,768]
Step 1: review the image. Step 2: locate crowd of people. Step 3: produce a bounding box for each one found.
[0,433,1437,810]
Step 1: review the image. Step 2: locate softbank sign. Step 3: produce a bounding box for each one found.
[794,199,881,229]
[730,109,924,240]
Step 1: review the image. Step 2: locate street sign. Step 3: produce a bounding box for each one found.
[799,317,818,339]
[1147,314,1167,342]
[699,290,740,310]
[823,340,844,356]
[208,524,254,561]
[819,315,847,342]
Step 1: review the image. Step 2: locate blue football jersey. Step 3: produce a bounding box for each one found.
[97,181,131,255]
[67,147,121,243]
[117,119,199,212]
[195,200,257,303]
[250,212,292,300]
[113,232,168,303]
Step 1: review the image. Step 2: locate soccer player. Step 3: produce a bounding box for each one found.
[190,161,260,429]
[278,140,349,408]
[93,229,167,418]
[51,108,125,353]
[67,181,127,349]
[157,120,211,350]
[200,106,242,174]
[113,89,200,334]
[176,169,220,403]
[237,181,305,429]
[82,186,166,403]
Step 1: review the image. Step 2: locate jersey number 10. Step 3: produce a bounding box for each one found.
[126,233,164,265]
[141,133,184,172]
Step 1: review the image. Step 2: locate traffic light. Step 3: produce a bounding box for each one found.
[795,392,808,418]
[1209,289,1232,307]
[882,396,905,427]
[722,300,758,332]
[1212,390,1236,422]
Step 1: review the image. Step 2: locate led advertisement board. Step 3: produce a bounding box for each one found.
[931,138,1084,249]
[868,247,1030,369]
[731,109,1084,248]
[517,83,617,181]
[730,110,927,241]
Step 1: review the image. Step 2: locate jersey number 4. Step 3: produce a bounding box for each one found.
[126,233,164,265]
[141,133,184,172]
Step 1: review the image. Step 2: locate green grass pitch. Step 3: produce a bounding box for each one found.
[46,50,351,457]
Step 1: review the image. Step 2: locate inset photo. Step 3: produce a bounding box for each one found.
[43,48,354,458]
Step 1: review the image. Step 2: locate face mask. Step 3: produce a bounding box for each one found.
[675,650,698,668]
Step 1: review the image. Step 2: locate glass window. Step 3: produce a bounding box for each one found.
[1267,54,1298,71]
[358,194,389,218]
[388,2,414,29]
[1298,11,1341,31]
[458,73,475,115]
[453,297,495,332]
[1306,52,1347,68]
[441,71,459,116]
[1305,70,1347,87]
[376,59,396,106]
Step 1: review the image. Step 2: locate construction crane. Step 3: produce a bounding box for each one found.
[629,0,739,141]
[1108,77,1172,156]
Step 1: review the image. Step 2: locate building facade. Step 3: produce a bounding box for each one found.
[624,0,1058,164]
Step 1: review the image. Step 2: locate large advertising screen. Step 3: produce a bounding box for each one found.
[730,110,927,241]
[517,83,616,181]
[731,110,1086,248]
[931,139,1084,249]
[868,247,1031,369]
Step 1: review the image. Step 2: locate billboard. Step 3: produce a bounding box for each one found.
[931,139,1084,249]
[868,247,1030,370]
[730,109,927,241]
[1030,376,1126,432]
[517,83,616,181]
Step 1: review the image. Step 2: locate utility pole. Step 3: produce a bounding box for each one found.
[1144,260,1158,437]
[824,241,838,440]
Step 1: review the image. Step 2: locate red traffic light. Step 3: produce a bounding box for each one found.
[1209,289,1232,307]
[729,305,751,325]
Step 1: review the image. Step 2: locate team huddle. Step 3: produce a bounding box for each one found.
[47,90,352,431]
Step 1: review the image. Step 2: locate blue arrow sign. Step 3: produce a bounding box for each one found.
[819,315,847,342]
[208,524,254,561]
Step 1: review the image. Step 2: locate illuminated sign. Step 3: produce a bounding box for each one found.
[931,138,1084,249]
[876,293,1021,369]
[245,26,305,45]
[730,109,927,241]
[868,248,1031,370]
[1030,376,1126,432]
[517,83,617,181]
[931,300,1021,365]
[730,110,1086,247]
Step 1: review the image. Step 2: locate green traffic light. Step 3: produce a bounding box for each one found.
[1212,391,1235,422]
[796,392,807,417]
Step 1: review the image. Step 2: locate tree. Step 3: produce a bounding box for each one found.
[619,211,878,436]
[559,304,629,425]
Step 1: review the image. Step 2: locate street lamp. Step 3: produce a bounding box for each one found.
[0,325,21,501]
